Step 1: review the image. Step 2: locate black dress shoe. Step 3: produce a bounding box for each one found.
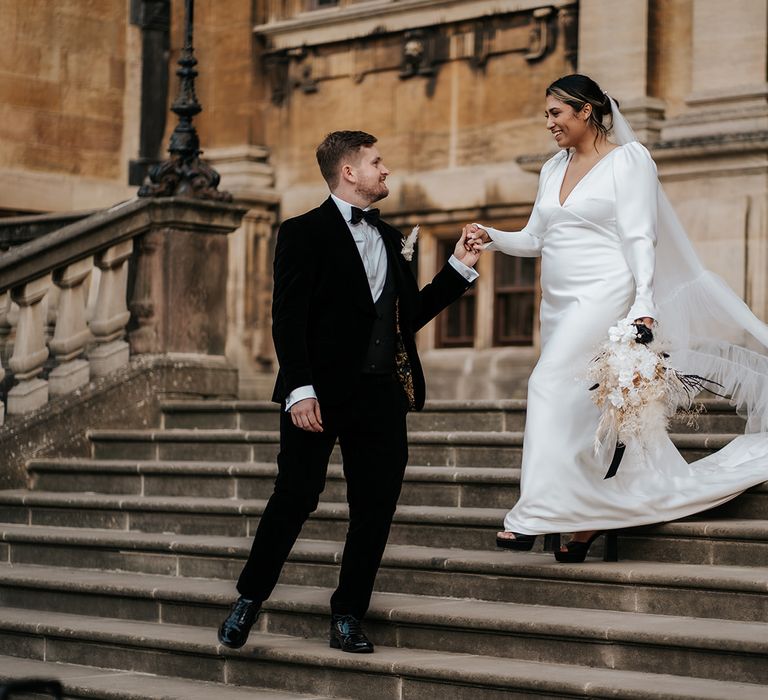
[329,614,374,653]
[218,596,261,649]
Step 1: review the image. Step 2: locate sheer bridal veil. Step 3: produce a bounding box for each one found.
[607,95,768,435]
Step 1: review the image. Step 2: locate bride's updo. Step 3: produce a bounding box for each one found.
[546,74,615,139]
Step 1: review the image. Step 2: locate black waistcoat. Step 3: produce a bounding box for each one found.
[362,259,397,374]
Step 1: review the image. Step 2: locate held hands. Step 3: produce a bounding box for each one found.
[291,398,323,432]
[462,223,491,251]
[454,224,488,267]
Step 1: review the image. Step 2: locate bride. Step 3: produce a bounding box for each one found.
[465,74,768,563]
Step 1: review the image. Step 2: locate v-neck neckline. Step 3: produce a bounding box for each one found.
[557,145,622,207]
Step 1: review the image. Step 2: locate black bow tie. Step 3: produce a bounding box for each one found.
[350,207,380,226]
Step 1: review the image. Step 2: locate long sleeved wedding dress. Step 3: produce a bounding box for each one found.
[485,141,768,535]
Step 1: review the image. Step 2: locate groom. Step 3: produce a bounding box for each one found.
[218,130,481,653]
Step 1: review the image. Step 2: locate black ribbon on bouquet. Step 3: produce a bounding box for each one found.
[599,324,642,479]
[604,442,626,480]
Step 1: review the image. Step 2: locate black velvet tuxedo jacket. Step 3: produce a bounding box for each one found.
[270,197,473,411]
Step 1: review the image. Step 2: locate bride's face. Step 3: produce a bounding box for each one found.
[545,95,591,148]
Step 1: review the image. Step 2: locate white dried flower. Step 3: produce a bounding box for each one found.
[586,320,700,453]
[401,225,419,261]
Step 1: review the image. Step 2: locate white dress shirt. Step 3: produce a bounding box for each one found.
[285,195,479,411]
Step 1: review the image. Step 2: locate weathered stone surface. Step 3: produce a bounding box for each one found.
[7,377,49,416]
[0,355,237,489]
[48,357,90,395]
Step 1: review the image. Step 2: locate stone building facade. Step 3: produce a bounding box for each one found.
[2,0,767,398]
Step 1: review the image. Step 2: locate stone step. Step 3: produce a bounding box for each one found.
[0,655,332,700]
[0,490,500,548]
[619,519,768,565]
[0,567,768,691]
[0,604,765,698]
[24,457,768,519]
[87,428,737,466]
[160,398,746,434]
[26,459,521,510]
[3,490,768,560]
[3,525,768,621]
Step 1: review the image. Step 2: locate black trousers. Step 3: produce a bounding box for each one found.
[237,374,409,619]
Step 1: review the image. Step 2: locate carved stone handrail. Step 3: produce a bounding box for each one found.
[0,197,247,425]
[0,210,97,252]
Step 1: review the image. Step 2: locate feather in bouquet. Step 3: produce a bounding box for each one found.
[587,319,722,462]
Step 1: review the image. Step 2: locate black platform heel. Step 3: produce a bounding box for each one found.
[496,532,537,551]
[554,531,618,563]
[496,532,563,552]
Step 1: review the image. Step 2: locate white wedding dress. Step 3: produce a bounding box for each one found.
[484,141,768,535]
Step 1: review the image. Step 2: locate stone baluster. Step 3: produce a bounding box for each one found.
[44,285,60,343]
[48,258,93,395]
[2,299,19,362]
[0,291,10,426]
[0,291,10,363]
[7,276,51,414]
[88,240,133,377]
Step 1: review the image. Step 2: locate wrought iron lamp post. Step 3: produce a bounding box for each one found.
[138,0,231,201]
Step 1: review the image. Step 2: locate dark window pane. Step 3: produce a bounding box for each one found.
[494,253,536,346]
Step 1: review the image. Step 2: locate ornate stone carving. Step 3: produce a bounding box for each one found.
[559,5,579,71]
[399,29,440,96]
[259,5,568,102]
[524,7,556,63]
[263,51,292,106]
[48,258,93,395]
[8,277,51,414]
[89,241,133,377]
[471,20,494,71]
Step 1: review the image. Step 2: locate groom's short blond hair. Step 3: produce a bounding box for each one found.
[316,131,377,189]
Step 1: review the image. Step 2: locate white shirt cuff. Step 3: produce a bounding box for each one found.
[448,255,479,283]
[285,385,317,411]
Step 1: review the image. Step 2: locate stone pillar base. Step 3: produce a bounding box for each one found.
[89,340,129,377]
[49,358,90,396]
[8,377,49,415]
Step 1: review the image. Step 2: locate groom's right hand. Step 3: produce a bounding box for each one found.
[291,398,324,432]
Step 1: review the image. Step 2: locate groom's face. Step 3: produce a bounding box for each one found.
[350,146,390,203]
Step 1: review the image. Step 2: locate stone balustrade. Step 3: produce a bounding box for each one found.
[0,197,247,427]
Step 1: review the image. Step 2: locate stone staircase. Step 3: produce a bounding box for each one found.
[0,399,767,698]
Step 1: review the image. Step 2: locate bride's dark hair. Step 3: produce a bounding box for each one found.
[546,74,615,139]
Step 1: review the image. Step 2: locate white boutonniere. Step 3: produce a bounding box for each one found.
[401,225,419,261]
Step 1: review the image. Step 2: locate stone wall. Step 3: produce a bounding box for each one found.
[1,0,766,399]
[0,0,136,212]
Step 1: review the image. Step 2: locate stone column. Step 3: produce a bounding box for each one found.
[7,277,51,414]
[89,241,133,377]
[48,258,93,395]
[577,0,663,141]
[128,206,240,357]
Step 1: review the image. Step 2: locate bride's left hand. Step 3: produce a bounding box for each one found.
[634,316,654,328]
